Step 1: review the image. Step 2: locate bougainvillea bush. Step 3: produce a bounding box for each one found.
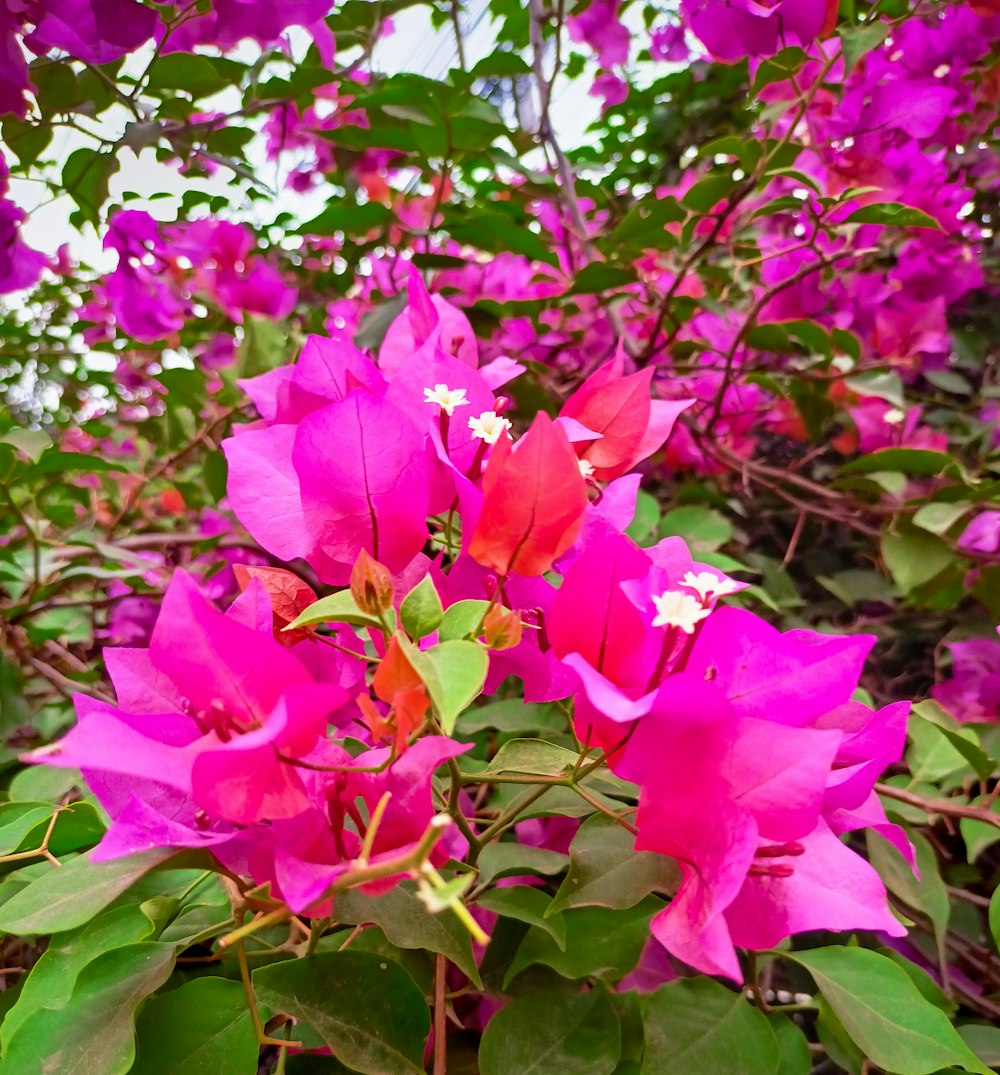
[1,0,1000,1072]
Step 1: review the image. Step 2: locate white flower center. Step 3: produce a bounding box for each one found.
[423,384,470,416]
[578,459,595,479]
[651,590,711,634]
[680,570,741,603]
[468,410,512,444]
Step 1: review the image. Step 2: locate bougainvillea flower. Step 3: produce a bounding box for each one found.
[550,530,744,745]
[25,0,158,65]
[380,267,478,376]
[957,511,1000,555]
[160,0,333,53]
[469,413,588,577]
[682,0,837,61]
[0,199,46,294]
[567,0,630,68]
[682,605,875,727]
[292,391,431,583]
[613,674,847,980]
[232,563,318,645]
[0,12,31,117]
[27,572,351,827]
[933,633,1000,723]
[558,349,693,480]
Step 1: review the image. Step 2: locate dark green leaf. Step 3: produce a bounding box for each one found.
[132,977,258,1074]
[254,952,430,1075]
[0,943,175,1075]
[333,883,482,987]
[0,848,184,934]
[843,202,941,230]
[640,977,779,1075]
[477,886,566,949]
[548,815,677,915]
[787,947,991,1075]
[479,988,621,1075]
[505,900,657,986]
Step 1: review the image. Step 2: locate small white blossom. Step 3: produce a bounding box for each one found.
[651,590,711,634]
[680,570,742,603]
[468,410,512,444]
[423,384,470,416]
[578,459,595,480]
[883,407,906,425]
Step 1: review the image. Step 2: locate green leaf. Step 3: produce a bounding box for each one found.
[960,1026,1000,1068]
[333,883,482,988]
[456,700,565,736]
[0,802,60,856]
[475,843,569,886]
[877,947,956,1016]
[438,599,490,641]
[1,903,161,1050]
[625,489,660,545]
[839,449,955,477]
[146,54,232,97]
[468,52,532,79]
[505,900,657,986]
[235,314,288,378]
[0,429,50,462]
[485,738,579,779]
[838,22,890,73]
[989,884,1000,953]
[681,175,737,213]
[297,201,392,236]
[881,525,954,595]
[913,502,971,536]
[568,263,636,295]
[477,887,566,949]
[284,589,388,632]
[479,989,621,1075]
[769,1013,811,1075]
[843,202,941,230]
[640,977,779,1075]
[405,639,488,735]
[904,711,978,784]
[132,977,258,1075]
[659,506,732,552]
[61,148,119,228]
[0,848,182,934]
[548,815,678,915]
[0,943,175,1075]
[399,575,443,641]
[844,369,905,407]
[253,952,430,1075]
[867,831,948,948]
[787,947,991,1075]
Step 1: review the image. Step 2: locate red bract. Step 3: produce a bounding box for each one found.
[468,413,588,577]
[558,350,693,481]
[232,563,318,645]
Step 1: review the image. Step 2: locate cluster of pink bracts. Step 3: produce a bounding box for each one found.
[34,275,912,982]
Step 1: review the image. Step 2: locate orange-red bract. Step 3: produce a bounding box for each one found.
[370,635,431,752]
[468,413,588,577]
[350,548,395,616]
[232,564,318,646]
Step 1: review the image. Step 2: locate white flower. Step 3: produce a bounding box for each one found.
[883,407,906,426]
[680,570,742,603]
[468,410,512,444]
[578,459,595,480]
[423,384,470,416]
[651,590,711,634]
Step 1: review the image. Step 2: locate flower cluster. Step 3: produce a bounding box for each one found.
[33,282,913,977]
